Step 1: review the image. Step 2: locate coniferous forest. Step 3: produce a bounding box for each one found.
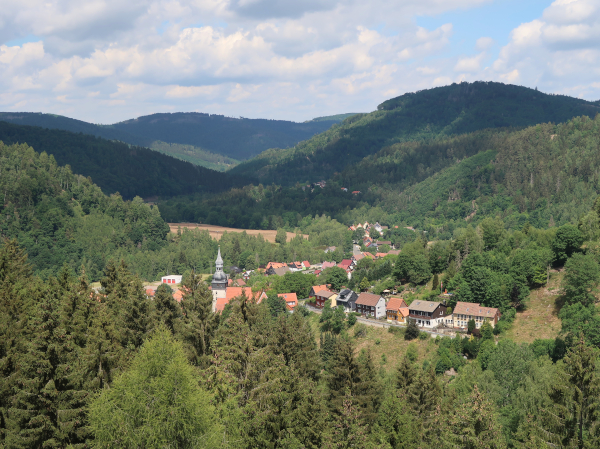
[3,81,600,448]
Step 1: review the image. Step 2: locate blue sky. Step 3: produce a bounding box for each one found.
[0,0,598,123]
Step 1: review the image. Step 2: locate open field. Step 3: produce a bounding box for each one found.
[168,223,308,243]
[502,270,564,344]
[306,313,433,374]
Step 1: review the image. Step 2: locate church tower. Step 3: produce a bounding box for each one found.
[211,246,228,312]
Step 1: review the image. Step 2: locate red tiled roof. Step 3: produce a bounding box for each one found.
[266,262,287,270]
[386,297,407,311]
[339,259,352,270]
[214,288,268,313]
[302,261,311,268]
[310,285,328,296]
[146,288,155,297]
[322,261,337,269]
[278,293,298,310]
[314,270,322,276]
[173,290,183,303]
[356,292,383,307]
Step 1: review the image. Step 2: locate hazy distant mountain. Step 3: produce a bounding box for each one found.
[229,81,600,185]
[0,112,339,165]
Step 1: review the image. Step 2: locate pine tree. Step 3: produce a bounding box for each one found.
[396,354,417,390]
[441,385,506,449]
[5,283,88,448]
[152,283,181,333]
[322,389,371,449]
[177,271,218,367]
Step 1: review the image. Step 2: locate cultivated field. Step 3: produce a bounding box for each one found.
[168,223,308,243]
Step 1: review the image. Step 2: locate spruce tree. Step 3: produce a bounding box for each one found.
[5,283,88,448]
[322,389,371,449]
[441,385,506,449]
[152,283,181,333]
[177,271,218,367]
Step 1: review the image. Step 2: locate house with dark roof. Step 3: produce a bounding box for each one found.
[355,292,386,318]
[447,302,501,329]
[407,300,448,328]
[336,288,358,312]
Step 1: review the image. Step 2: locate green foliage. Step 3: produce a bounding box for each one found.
[324,266,348,291]
[88,327,221,448]
[266,291,288,318]
[552,224,584,265]
[405,319,420,340]
[467,319,476,334]
[394,252,432,285]
[562,253,600,307]
[0,122,251,199]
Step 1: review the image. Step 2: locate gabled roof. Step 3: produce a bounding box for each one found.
[145,288,155,297]
[408,300,442,313]
[453,302,500,318]
[266,262,287,270]
[322,261,337,269]
[375,253,388,259]
[302,261,311,268]
[386,297,408,311]
[314,270,322,276]
[398,307,409,317]
[338,259,353,270]
[310,285,329,295]
[273,266,291,276]
[316,290,336,298]
[216,288,268,313]
[355,292,384,306]
[173,290,183,303]
[363,252,375,259]
[337,289,357,302]
[278,293,298,309]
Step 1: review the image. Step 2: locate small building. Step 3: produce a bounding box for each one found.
[447,302,501,329]
[408,300,448,328]
[278,293,298,311]
[336,288,358,312]
[215,287,268,313]
[386,297,409,322]
[355,292,386,318]
[302,261,311,269]
[338,259,353,272]
[161,275,182,285]
[315,290,337,308]
[309,285,329,299]
[322,261,337,269]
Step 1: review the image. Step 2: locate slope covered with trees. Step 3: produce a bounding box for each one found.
[162,114,600,236]
[0,121,252,199]
[0,111,339,161]
[229,81,600,185]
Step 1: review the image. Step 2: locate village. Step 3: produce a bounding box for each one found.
[143,220,502,337]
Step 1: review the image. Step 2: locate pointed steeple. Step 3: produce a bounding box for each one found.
[216,246,223,266]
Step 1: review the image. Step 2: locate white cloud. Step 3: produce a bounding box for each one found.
[0,0,598,125]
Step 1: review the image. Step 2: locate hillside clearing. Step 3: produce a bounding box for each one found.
[502,271,564,343]
[168,223,308,243]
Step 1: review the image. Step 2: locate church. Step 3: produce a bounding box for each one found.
[211,247,267,313]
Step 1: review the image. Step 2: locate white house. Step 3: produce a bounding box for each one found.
[161,275,183,285]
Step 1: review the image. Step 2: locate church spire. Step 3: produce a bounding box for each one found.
[216,246,223,266]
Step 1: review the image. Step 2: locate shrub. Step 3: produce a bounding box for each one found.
[375,338,381,345]
[419,331,428,340]
[347,313,357,326]
[406,343,418,362]
[405,318,420,340]
[354,323,367,338]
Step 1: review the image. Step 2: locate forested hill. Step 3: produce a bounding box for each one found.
[229,81,600,185]
[160,114,600,233]
[0,121,253,199]
[0,111,339,160]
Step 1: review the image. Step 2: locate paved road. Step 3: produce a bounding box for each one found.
[304,303,451,338]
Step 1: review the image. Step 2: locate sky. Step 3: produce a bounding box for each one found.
[0,0,599,124]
